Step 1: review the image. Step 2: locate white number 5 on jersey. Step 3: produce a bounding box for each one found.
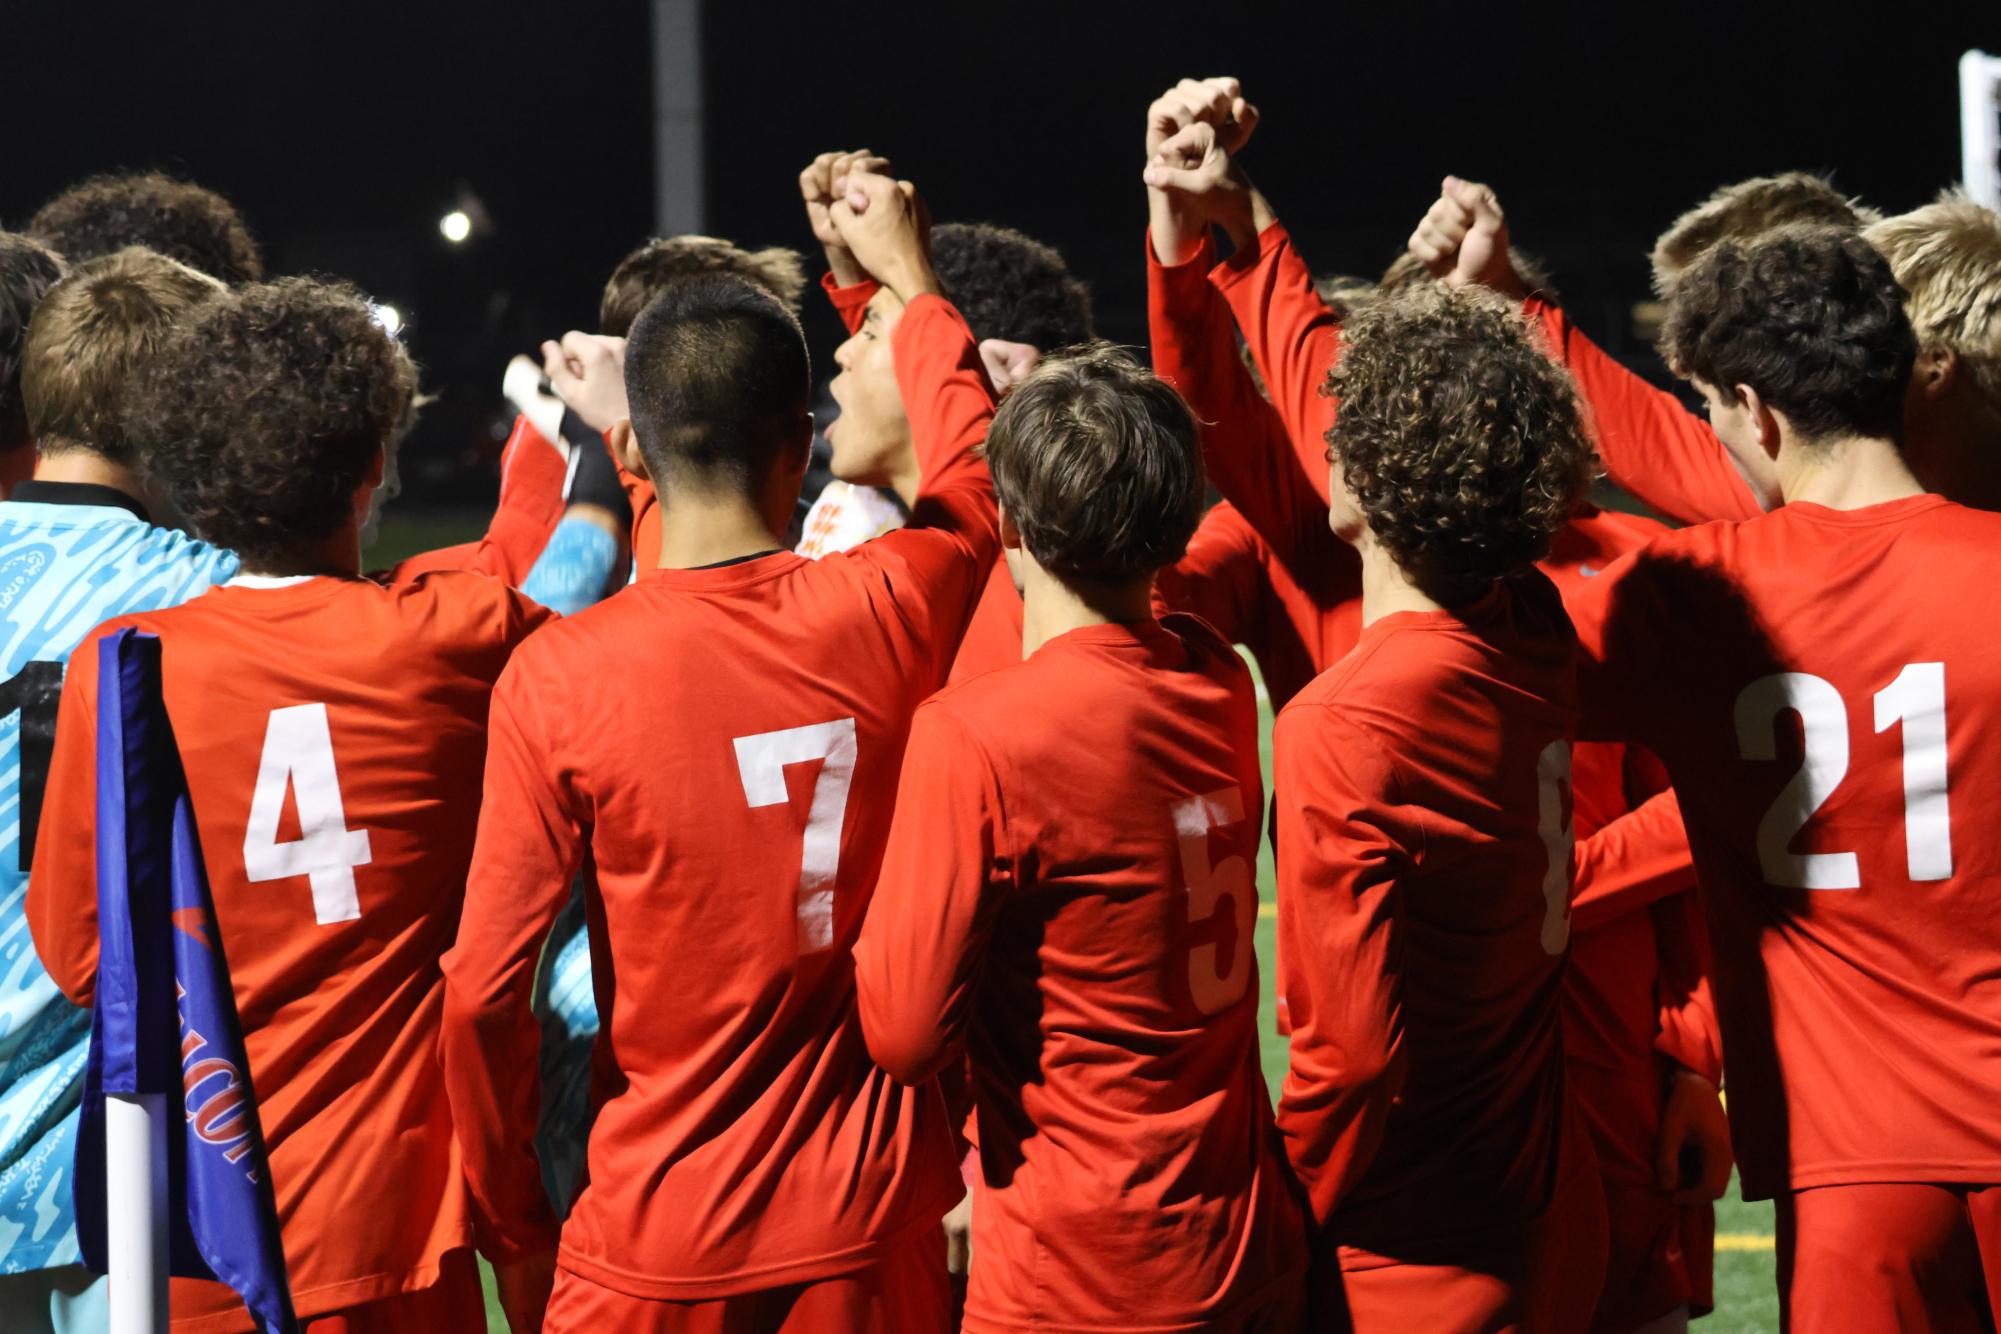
[243,704,372,925]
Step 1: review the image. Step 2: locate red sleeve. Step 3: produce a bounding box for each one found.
[1565,544,1665,749]
[1273,704,1410,1224]
[438,654,576,1260]
[1152,503,1266,644]
[822,271,881,337]
[853,703,1006,1084]
[382,415,569,585]
[1526,298,1763,525]
[895,294,999,513]
[1148,229,1333,567]
[26,633,105,1007]
[1569,787,1697,933]
[1652,887,1723,1085]
[1208,220,1342,503]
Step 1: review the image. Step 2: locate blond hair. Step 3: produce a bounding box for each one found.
[1865,191,2001,412]
[1651,172,1879,297]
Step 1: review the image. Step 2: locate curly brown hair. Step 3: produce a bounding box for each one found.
[985,342,1203,585]
[600,235,809,336]
[1325,284,1593,606]
[1661,224,1914,443]
[123,278,416,565]
[28,172,263,286]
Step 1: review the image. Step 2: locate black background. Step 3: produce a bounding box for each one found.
[6,0,1997,500]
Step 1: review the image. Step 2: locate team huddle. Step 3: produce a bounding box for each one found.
[1,72,1998,1333]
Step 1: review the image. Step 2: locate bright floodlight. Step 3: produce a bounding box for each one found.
[372,304,403,336]
[439,210,472,243]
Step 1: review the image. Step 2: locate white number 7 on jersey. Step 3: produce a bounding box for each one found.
[734,719,858,953]
[243,704,372,925]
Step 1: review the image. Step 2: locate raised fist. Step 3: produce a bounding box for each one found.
[1407,176,1522,298]
[801,149,893,284]
[828,170,937,301]
[1145,77,1259,162]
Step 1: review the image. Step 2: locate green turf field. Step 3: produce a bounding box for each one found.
[367,509,1779,1331]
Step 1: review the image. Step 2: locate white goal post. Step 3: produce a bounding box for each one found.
[1964,50,2001,211]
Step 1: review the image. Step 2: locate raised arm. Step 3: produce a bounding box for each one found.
[853,703,1006,1083]
[1273,706,1411,1224]
[1568,786,1696,933]
[378,412,570,585]
[1404,176,1767,524]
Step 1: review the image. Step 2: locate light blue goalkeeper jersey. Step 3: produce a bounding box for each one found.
[0,486,236,1273]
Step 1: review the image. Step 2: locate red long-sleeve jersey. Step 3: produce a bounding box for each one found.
[379,413,569,585]
[1570,494,2001,1199]
[30,573,550,1331]
[438,293,997,1298]
[856,614,1305,1330]
[1274,571,1583,1247]
[1525,297,1765,526]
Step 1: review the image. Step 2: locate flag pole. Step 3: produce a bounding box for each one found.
[106,1090,171,1333]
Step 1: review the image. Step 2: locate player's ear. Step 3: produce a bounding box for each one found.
[1736,383,1780,458]
[610,420,648,481]
[998,503,1022,553]
[1915,343,1957,399]
[363,445,386,491]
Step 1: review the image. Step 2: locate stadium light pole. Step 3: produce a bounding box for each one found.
[653,0,705,235]
[1964,50,2001,211]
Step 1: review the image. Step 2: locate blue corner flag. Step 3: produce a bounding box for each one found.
[77,629,298,1333]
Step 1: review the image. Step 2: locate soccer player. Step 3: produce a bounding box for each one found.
[1142,92,1730,1329]
[27,170,265,285]
[27,275,556,1330]
[0,245,224,1333]
[1270,282,1602,1329]
[440,171,997,1332]
[853,342,1308,1330]
[1567,224,2001,1328]
[0,232,64,492]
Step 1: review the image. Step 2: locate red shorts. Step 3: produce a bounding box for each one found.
[1591,1181,1711,1331]
[1776,1182,2001,1333]
[300,1249,486,1333]
[1324,1152,1609,1333]
[544,1229,951,1334]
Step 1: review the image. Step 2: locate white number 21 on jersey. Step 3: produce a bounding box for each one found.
[734,719,858,954]
[1735,664,1953,889]
[243,704,372,925]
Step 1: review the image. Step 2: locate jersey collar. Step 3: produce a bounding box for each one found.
[8,480,150,523]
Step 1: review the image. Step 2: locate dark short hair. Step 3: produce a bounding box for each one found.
[985,342,1203,585]
[600,235,809,336]
[623,274,810,494]
[1326,284,1593,606]
[931,222,1093,350]
[0,233,65,454]
[1377,248,1561,305]
[1662,224,1915,444]
[23,248,221,463]
[123,278,416,564]
[28,172,263,286]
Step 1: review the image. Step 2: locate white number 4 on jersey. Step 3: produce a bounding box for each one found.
[244,704,372,925]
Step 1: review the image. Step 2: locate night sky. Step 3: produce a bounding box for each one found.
[6,0,1997,500]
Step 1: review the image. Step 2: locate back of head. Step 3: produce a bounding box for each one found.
[1864,191,2001,415]
[1652,172,1878,297]
[23,247,221,463]
[1327,284,1593,606]
[0,232,66,454]
[623,273,811,494]
[985,343,1203,586]
[599,235,809,336]
[1662,223,1915,444]
[28,171,264,286]
[124,277,416,564]
[930,222,1094,349]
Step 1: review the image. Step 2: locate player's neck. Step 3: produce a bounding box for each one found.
[240,526,362,579]
[1356,532,1442,627]
[1018,560,1153,658]
[32,448,146,501]
[1776,432,1925,511]
[654,495,786,570]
